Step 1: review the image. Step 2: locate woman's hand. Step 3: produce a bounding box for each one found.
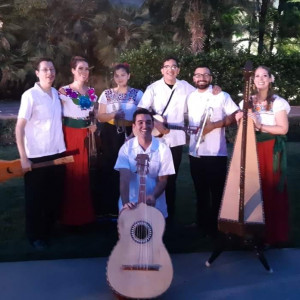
[89,124,97,133]
[248,112,261,130]
[114,109,125,120]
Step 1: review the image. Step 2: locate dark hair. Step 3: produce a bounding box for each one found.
[194,66,212,75]
[113,63,130,74]
[133,108,154,123]
[34,57,54,71]
[252,65,275,111]
[70,56,88,69]
[162,56,180,68]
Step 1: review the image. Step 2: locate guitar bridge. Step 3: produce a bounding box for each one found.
[122,264,161,271]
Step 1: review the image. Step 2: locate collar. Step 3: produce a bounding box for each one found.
[132,136,159,153]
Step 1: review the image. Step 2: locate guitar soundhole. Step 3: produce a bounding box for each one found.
[131,221,153,244]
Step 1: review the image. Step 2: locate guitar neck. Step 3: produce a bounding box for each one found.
[32,156,74,169]
[138,174,147,204]
[166,124,186,131]
[0,155,74,183]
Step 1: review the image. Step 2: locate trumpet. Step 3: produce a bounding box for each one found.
[192,106,213,157]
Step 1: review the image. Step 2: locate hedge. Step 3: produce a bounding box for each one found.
[120,45,300,105]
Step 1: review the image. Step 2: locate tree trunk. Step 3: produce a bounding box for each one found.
[269,0,286,53]
[258,0,271,54]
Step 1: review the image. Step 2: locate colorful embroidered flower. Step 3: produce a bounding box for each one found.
[79,95,92,110]
[65,88,78,99]
[87,88,97,102]
[64,87,97,110]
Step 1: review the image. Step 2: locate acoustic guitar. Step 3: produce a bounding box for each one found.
[152,114,198,137]
[0,155,74,183]
[106,153,173,299]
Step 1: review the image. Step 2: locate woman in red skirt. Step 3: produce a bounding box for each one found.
[237,66,290,246]
[59,56,97,226]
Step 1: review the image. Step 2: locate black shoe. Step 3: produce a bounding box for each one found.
[31,240,48,251]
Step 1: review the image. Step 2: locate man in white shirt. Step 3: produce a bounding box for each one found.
[114,108,175,217]
[137,57,195,222]
[187,66,238,237]
[15,57,66,250]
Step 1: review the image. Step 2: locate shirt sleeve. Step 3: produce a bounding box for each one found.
[18,91,33,121]
[114,143,130,171]
[98,90,108,105]
[158,144,175,177]
[183,82,195,114]
[223,92,239,115]
[59,91,69,102]
[135,90,144,106]
[137,85,154,109]
[273,96,291,115]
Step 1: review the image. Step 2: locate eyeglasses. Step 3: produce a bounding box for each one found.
[162,65,178,70]
[39,68,56,73]
[193,73,211,79]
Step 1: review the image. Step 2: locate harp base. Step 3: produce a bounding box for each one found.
[205,232,272,272]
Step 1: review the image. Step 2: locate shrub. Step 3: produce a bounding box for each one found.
[0,119,17,146]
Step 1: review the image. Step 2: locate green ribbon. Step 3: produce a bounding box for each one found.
[255,131,287,191]
[63,117,91,128]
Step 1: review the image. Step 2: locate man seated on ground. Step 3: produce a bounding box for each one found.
[114,108,175,217]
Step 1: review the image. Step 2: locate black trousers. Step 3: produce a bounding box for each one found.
[25,153,65,242]
[189,155,227,236]
[165,145,183,220]
[98,123,131,216]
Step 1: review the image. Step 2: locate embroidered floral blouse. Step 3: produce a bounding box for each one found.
[59,85,98,119]
[98,87,143,121]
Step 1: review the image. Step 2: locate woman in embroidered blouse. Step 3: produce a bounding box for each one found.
[59,56,97,226]
[236,65,290,246]
[97,63,143,217]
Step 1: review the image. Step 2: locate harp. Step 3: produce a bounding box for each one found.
[218,61,265,236]
[206,62,272,272]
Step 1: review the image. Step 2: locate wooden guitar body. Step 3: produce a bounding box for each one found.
[107,202,173,299]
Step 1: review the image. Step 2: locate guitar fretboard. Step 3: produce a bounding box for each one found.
[138,174,147,204]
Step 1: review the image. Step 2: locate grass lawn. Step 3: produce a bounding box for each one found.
[0,143,299,262]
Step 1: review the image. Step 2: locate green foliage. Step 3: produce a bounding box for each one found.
[1,0,300,99]
[0,119,16,146]
[120,46,300,104]
[119,43,187,90]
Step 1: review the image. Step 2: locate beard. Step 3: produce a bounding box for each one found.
[195,81,210,90]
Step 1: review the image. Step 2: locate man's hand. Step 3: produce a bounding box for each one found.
[20,157,32,173]
[203,119,215,135]
[154,118,170,135]
[120,202,137,214]
[146,195,156,207]
[235,111,243,123]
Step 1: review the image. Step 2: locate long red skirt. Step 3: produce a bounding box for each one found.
[61,126,95,225]
[257,139,289,245]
